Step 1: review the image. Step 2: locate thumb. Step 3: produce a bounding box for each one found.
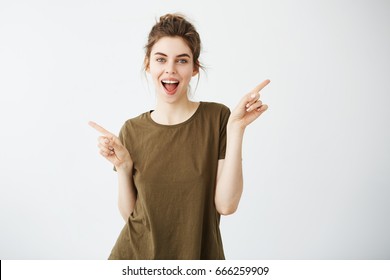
[107,135,122,148]
[237,92,254,109]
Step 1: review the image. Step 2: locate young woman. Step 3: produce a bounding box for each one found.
[89,13,270,260]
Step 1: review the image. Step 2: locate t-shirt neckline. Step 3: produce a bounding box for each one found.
[147,101,203,128]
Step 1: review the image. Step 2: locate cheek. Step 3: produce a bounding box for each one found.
[149,66,163,80]
[183,68,196,80]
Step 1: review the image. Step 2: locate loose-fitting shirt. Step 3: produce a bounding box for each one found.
[109,102,230,260]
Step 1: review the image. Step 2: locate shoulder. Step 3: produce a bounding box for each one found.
[119,111,152,135]
[198,102,231,129]
[201,101,230,111]
[200,101,231,116]
[124,111,150,124]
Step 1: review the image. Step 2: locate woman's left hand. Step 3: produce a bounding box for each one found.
[228,79,270,130]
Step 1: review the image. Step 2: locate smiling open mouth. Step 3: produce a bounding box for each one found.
[162,80,179,93]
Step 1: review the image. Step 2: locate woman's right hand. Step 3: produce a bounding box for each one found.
[88,121,133,171]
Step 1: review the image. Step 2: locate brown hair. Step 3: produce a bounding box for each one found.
[144,13,202,72]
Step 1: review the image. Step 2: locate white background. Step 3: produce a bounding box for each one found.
[0,0,389,259]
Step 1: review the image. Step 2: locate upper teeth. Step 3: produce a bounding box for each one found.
[162,80,179,84]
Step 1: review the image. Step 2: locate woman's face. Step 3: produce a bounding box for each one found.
[147,36,198,103]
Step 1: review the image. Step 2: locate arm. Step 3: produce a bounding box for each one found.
[117,165,137,221]
[89,121,137,221]
[214,79,270,215]
[214,125,244,215]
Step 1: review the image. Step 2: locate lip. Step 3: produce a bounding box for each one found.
[160,77,180,95]
[161,77,179,82]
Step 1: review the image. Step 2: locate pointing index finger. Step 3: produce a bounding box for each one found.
[253,79,271,93]
[88,121,113,136]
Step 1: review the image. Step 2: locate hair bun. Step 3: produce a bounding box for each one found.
[159,13,186,22]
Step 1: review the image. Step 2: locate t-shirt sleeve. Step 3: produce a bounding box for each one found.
[218,105,231,159]
[113,122,127,172]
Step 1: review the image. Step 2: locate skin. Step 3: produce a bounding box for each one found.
[89,36,270,220]
[146,36,200,125]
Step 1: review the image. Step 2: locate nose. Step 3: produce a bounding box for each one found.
[165,62,176,74]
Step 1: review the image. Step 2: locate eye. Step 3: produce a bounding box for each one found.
[177,59,188,64]
[156,57,166,63]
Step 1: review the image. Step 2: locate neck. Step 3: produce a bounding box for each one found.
[152,98,199,125]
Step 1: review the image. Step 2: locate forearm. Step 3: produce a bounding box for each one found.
[117,166,137,221]
[215,124,245,215]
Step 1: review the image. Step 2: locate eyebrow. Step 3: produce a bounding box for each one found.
[153,52,191,58]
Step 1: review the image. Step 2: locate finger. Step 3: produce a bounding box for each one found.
[98,136,111,146]
[252,79,270,93]
[100,149,113,158]
[256,104,268,113]
[88,121,114,136]
[240,92,258,110]
[246,100,263,112]
[98,143,114,155]
[108,134,123,148]
[98,136,114,152]
[246,92,260,108]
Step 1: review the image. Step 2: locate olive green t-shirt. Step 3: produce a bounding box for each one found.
[108,102,231,260]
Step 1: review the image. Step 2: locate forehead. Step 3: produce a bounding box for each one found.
[151,36,192,57]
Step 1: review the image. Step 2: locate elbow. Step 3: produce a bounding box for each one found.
[216,204,238,216]
[215,190,242,216]
[119,208,131,222]
[215,193,242,216]
[118,204,133,222]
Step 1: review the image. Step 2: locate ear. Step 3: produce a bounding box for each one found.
[192,62,199,77]
[144,58,150,73]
